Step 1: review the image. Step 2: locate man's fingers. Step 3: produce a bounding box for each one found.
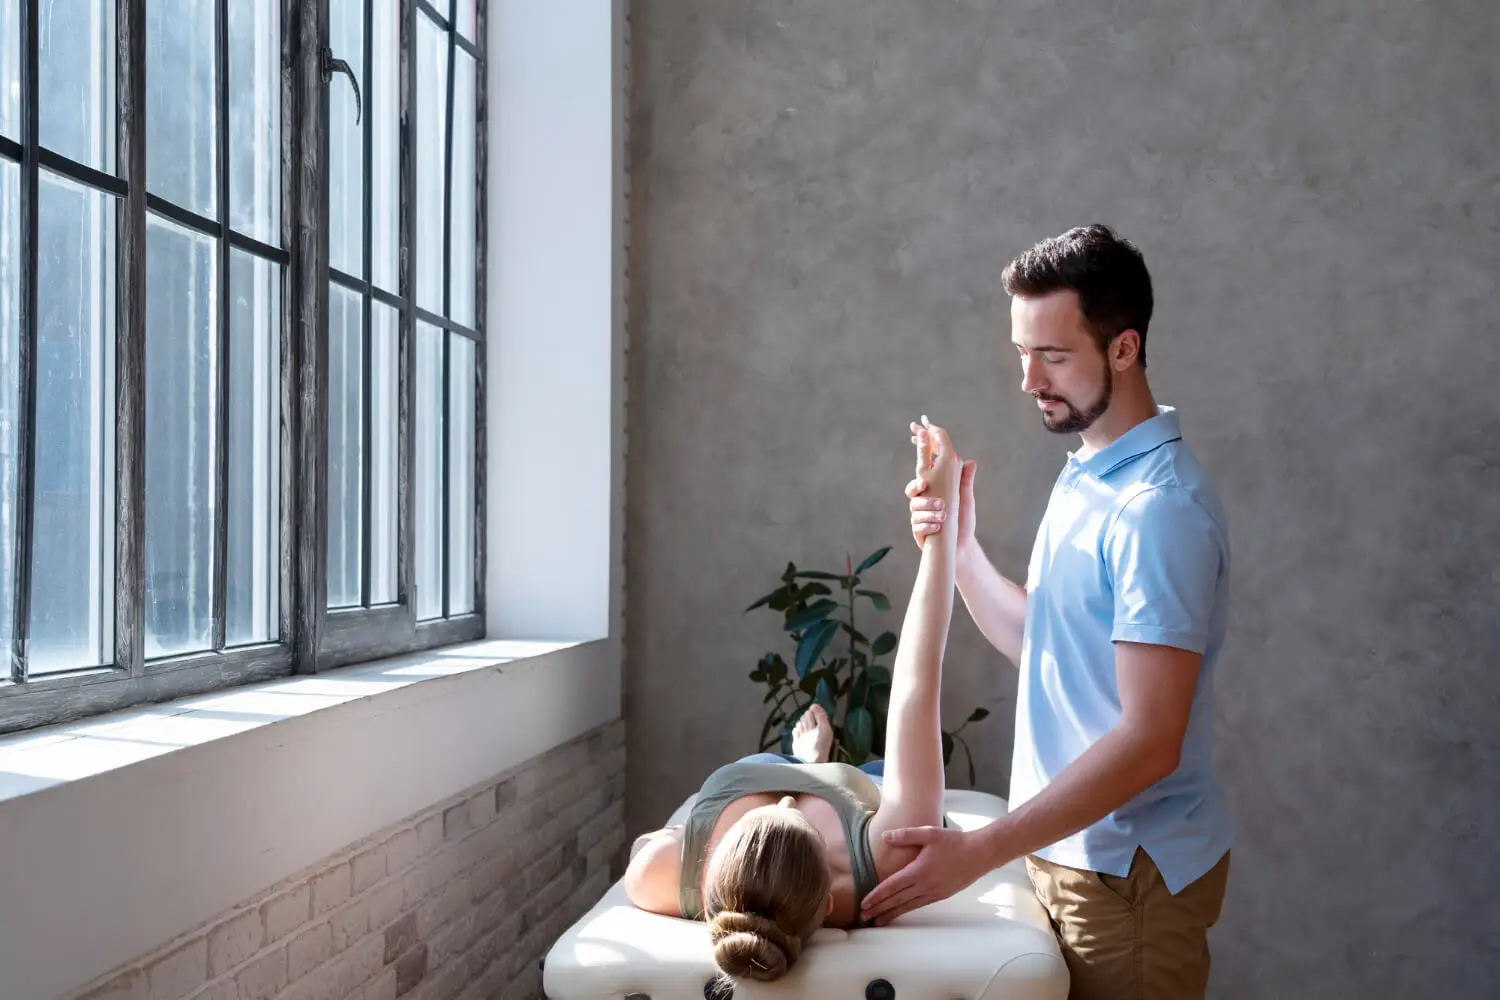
[909,496,943,511]
[859,869,914,917]
[881,826,938,847]
[904,477,928,499]
[960,459,976,494]
[866,885,925,925]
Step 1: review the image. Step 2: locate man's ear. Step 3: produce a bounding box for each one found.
[826,893,835,916]
[1112,329,1141,370]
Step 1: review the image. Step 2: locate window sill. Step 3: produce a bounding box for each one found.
[0,637,587,808]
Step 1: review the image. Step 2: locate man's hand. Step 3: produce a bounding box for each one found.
[860,825,993,925]
[906,422,977,551]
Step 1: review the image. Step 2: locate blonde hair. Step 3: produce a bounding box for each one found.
[702,809,831,983]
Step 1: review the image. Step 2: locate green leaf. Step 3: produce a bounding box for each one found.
[783,599,839,632]
[856,589,892,612]
[794,570,843,580]
[866,665,892,687]
[941,730,955,766]
[768,588,794,612]
[798,582,833,600]
[766,654,789,685]
[967,707,991,723]
[844,707,874,761]
[748,669,767,683]
[815,679,836,718]
[851,671,869,709]
[871,631,898,656]
[795,619,840,676]
[745,588,781,613]
[840,622,871,646]
[869,683,891,716]
[856,546,892,574]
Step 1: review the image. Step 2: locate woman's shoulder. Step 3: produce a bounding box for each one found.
[622,826,683,917]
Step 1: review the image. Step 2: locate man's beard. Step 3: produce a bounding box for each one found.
[1036,363,1112,434]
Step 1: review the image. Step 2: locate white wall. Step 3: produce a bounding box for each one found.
[488,0,623,643]
[0,1,628,996]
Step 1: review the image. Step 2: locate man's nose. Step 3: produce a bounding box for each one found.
[1020,357,1046,394]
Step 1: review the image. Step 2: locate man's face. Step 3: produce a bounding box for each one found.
[1009,290,1113,434]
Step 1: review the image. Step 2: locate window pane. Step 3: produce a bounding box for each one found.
[0,159,18,660]
[38,0,115,172]
[427,0,450,22]
[450,50,475,327]
[31,170,114,673]
[3,0,21,140]
[226,252,279,645]
[329,0,363,277]
[371,0,399,293]
[416,16,447,315]
[455,0,476,42]
[414,322,442,620]
[327,283,362,609]
[144,213,217,659]
[228,0,281,244]
[370,302,397,604]
[447,335,474,614]
[147,0,217,217]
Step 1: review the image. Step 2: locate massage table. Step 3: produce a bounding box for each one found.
[542,788,1069,999]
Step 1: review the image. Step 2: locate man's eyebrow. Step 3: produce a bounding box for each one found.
[1014,343,1076,353]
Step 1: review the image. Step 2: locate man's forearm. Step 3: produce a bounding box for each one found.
[975,724,1177,867]
[955,541,1028,665]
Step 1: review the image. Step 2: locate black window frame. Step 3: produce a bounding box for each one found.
[0,0,487,735]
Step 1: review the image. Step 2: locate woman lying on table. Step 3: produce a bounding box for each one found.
[624,418,964,984]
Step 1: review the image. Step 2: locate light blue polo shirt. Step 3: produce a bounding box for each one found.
[1009,406,1234,894]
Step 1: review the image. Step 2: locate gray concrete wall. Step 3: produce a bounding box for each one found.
[623,2,1499,997]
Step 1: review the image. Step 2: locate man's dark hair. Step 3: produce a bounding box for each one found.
[1001,224,1155,367]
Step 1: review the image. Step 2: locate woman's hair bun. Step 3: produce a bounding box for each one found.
[708,909,800,982]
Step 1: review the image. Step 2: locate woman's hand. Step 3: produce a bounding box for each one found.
[911,415,962,508]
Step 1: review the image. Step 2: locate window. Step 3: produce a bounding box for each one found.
[0,0,486,734]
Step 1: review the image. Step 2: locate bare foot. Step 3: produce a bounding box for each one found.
[792,704,834,763]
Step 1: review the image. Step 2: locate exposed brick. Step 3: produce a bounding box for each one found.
[428,911,477,968]
[367,880,406,934]
[417,881,470,939]
[353,844,387,894]
[311,864,352,917]
[416,816,443,854]
[428,842,466,892]
[493,777,517,812]
[384,912,419,965]
[384,829,419,876]
[262,885,312,943]
[402,859,433,907]
[207,908,263,978]
[468,849,516,905]
[147,936,208,1000]
[330,892,372,952]
[234,947,288,1000]
[468,787,497,829]
[442,802,471,842]
[186,980,237,1000]
[74,970,146,1000]
[361,969,399,1000]
[287,921,333,982]
[395,944,428,997]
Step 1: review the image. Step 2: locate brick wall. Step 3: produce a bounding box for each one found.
[64,721,627,1000]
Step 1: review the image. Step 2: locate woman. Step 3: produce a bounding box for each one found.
[624,418,964,984]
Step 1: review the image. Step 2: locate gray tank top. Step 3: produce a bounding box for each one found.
[677,760,883,924]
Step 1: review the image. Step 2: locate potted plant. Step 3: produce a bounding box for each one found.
[745,546,990,785]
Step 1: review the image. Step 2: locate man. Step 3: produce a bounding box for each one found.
[859,225,1234,1000]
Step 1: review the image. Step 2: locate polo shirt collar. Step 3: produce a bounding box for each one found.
[1070,406,1182,478]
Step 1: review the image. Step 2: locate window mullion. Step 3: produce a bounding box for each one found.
[440,12,456,621]
[115,0,149,678]
[472,0,485,621]
[360,0,374,610]
[10,0,40,683]
[211,0,232,652]
[293,0,332,673]
[397,0,415,624]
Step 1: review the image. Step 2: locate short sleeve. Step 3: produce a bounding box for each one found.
[1104,487,1224,654]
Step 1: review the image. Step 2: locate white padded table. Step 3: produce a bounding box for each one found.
[543,788,1069,1000]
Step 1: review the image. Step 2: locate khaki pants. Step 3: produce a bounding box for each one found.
[1024,847,1231,1000]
